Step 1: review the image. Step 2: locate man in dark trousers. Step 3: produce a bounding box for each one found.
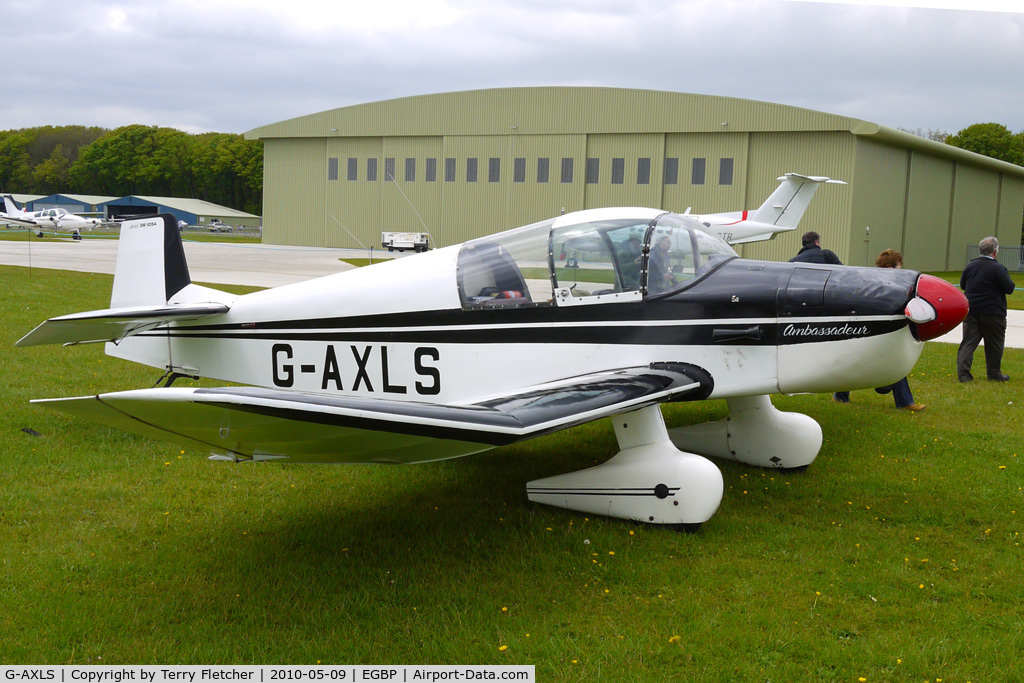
[790,231,843,265]
[957,236,1016,382]
[791,231,848,402]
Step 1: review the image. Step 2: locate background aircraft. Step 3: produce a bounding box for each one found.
[691,173,846,245]
[2,195,106,239]
[17,202,967,531]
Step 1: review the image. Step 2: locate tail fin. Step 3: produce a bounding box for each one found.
[17,214,232,348]
[3,194,24,215]
[750,173,847,228]
[111,214,192,307]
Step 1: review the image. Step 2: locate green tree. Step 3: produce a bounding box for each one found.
[32,144,72,194]
[946,122,1024,165]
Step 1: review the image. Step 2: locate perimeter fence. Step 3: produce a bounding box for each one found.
[964,244,1023,272]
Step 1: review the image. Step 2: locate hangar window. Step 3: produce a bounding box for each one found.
[719,158,734,186]
[445,158,456,182]
[692,158,705,185]
[489,158,500,183]
[611,158,625,185]
[514,158,526,183]
[457,218,555,310]
[367,158,378,182]
[328,158,339,181]
[537,158,550,183]
[664,158,679,185]
[637,158,651,185]
[405,158,416,182]
[561,158,574,183]
[467,158,478,183]
[426,158,437,182]
[347,158,358,181]
[384,158,396,182]
[586,158,599,184]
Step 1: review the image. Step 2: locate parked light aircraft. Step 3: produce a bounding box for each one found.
[2,195,105,239]
[690,173,846,245]
[18,200,968,530]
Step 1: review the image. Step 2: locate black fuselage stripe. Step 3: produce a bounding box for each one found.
[141,319,907,346]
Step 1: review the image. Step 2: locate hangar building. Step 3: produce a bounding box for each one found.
[245,87,1024,270]
[26,194,115,218]
[100,196,261,228]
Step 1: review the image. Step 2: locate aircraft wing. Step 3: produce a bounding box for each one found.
[32,363,710,464]
[16,303,231,347]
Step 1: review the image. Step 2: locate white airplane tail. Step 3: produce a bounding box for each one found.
[750,173,846,229]
[3,194,25,215]
[17,214,232,351]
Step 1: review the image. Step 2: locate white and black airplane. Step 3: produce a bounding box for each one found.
[17,205,968,530]
[2,195,105,239]
[692,173,846,245]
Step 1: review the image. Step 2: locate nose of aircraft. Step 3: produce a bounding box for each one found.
[905,274,969,341]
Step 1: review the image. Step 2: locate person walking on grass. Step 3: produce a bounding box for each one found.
[957,236,1015,383]
[873,249,926,411]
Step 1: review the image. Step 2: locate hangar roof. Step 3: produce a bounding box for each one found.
[245,87,1024,177]
[109,196,259,218]
[34,193,118,205]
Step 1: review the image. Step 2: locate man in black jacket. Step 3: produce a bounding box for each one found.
[957,236,1016,382]
[790,231,843,265]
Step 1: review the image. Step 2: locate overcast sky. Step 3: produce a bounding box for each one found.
[3,0,1022,136]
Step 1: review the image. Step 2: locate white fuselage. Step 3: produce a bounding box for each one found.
[109,245,923,405]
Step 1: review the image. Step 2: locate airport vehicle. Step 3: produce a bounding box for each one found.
[382,231,430,252]
[207,219,233,233]
[2,195,105,239]
[18,201,967,530]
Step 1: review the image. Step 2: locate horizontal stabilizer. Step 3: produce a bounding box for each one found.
[0,216,37,228]
[16,302,230,347]
[33,363,709,464]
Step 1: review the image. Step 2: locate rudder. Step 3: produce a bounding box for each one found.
[111,214,191,308]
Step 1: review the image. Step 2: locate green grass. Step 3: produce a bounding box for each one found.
[2,264,1023,679]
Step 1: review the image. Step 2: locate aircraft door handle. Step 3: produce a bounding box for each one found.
[712,325,762,343]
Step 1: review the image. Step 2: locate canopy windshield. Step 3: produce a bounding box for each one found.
[455,211,737,309]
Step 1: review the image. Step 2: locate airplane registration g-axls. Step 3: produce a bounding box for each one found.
[18,206,968,531]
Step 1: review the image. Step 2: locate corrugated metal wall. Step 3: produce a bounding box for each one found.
[256,89,1024,265]
[262,138,328,246]
[849,140,909,267]
[902,154,955,272]
[741,132,856,264]
[662,132,748,217]
[996,175,1024,252]
[583,134,664,209]
[949,165,1001,268]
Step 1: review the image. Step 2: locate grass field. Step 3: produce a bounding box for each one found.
[1,264,1022,680]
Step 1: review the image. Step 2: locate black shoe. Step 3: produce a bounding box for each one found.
[959,376,973,383]
[988,374,1010,382]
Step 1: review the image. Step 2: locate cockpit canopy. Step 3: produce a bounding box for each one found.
[457,209,737,309]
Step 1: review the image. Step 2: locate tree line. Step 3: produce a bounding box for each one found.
[0,125,263,215]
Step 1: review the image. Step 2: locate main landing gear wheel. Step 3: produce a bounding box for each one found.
[526,404,723,530]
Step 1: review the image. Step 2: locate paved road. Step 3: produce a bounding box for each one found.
[2,236,1020,347]
[0,237,397,288]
